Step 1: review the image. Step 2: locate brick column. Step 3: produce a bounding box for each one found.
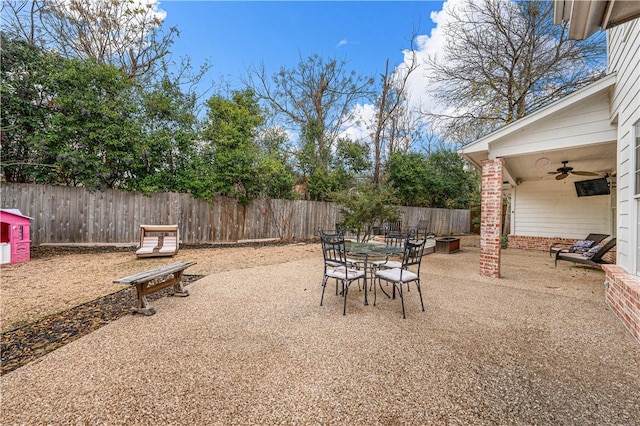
[602,265,640,344]
[480,158,504,278]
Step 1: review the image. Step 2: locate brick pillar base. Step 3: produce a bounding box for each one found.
[480,159,503,278]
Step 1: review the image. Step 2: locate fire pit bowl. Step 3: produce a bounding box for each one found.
[435,237,460,254]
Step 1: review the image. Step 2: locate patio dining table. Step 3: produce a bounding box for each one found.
[344,241,404,306]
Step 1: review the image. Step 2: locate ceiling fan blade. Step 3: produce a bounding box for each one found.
[548,171,559,175]
[556,173,568,180]
[571,171,599,176]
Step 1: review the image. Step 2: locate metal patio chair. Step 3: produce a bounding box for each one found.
[370,233,411,272]
[319,233,366,316]
[374,237,427,319]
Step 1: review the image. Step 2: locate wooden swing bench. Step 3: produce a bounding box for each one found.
[114,261,196,315]
[136,224,179,258]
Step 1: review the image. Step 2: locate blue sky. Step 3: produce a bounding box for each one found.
[159,1,445,92]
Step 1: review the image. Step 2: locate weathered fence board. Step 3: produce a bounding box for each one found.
[1,183,470,245]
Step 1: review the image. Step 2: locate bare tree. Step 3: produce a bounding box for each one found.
[1,0,177,80]
[245,54,374,172]
[425,0,606,144]
[1,1,46,45]
[369,50,419,184]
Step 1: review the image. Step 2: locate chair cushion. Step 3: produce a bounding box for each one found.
[582,244,604,259]
[158,236,177,253]
[136,237,159,254]
[327,268,366,280]
[572,239,594,252]
[375,268,418,282]
[560,252,593,263]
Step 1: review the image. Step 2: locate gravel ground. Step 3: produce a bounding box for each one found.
[0,275,204,374]
[1,242,640,425]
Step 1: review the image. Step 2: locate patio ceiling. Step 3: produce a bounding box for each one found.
[499,142,616,184]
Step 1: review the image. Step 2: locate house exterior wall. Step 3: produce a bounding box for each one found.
[606,19,640,344]
[511,180,611,239]
[609,20,640,275]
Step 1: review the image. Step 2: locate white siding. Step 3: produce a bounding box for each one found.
[609,20,640,274]
[513,179,611,239]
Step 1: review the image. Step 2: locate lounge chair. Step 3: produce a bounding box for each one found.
[136,224,179,258]
[549,233,609,257]
[554,238,616,268]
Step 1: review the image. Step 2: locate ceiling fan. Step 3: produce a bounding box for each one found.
[548,160,599,180]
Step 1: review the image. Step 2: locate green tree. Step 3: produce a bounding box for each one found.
[254,127,297,200]
[331,138,371,191]
[386,152,430,207]
[46,58,142,189]
[247,54,373,199]
[198,88,265,203]
[423,149,479,209]
[0,34,61,183]
[331,184,400,243]
[134,73,199,193]
[387,149,479,209]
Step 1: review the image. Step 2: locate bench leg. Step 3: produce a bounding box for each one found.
[132,283,156,316]
[131,271,190,315]
[169,270,189,298]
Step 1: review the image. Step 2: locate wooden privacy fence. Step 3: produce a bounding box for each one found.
[1,183,470,246]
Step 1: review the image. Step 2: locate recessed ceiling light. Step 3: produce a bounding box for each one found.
[535,157,551,169]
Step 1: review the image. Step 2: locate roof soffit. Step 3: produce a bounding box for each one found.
[555,0,640,39]
[603,1,640,29]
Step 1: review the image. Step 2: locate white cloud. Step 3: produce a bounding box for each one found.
[344,0,462,142]
[341,103,377,142]
[336,39,349,48]
[398,0,462,115]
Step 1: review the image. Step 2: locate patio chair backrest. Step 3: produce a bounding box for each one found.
[384,221,402,235]
[320,234,348,269]
[415,220,431,238]
[584,233,609,246]
[402,237,427,273]
[315,226,344,238]
[590,238,617,261]
[385,233,409,249]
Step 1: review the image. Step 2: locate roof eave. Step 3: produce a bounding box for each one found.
[458,73,616,157]
[555,0,640,40]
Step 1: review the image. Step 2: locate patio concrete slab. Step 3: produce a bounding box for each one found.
[1,247,639,424]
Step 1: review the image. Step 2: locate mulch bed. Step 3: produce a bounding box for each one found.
[1,275,203,375]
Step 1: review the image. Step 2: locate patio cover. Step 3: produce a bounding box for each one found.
[459,74,618,277]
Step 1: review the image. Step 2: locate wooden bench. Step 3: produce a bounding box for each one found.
[113,261,196,315]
